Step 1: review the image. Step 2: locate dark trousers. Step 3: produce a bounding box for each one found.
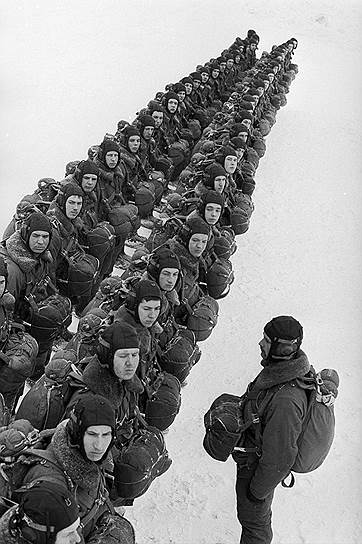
[236,463,274,544]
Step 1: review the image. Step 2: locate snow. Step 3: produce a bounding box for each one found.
[1,1,362,543]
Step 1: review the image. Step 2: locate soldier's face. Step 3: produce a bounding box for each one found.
[201,72,209,83]
[83,425,113,462]
[158,267,179,291]
[237,132,248,143]
[113,348,139,380]
[0,276,6,298]
[143,126,154,140]
[214,176,227,193]
[81,174,98,193]
[224,156,238,174]
[152,111,163,128]
[28,231,50,254]
[128,136,141,153]
[105,151,119,168]
[188,233,208,257]
[138,299,161,327]
[241,118,252,130]
[167,99,178,114]
[259,334,271,359]
[65,196,83,219]
[204,203,222,225]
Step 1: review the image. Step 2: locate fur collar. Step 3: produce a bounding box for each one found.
[51,424,101,491]
[254,350,310,390]
[5,231,48,274]
[82,355,143,410]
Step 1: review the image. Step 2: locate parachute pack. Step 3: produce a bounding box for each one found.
[15,351,86,431]
[203,366,338,484]
[113,424,172,501]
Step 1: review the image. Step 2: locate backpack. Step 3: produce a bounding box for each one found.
[144,370,181,431]
[289,368,338,476]
[206,258,234,299]
[145,218,183,253]
[108,203,140,243]
[66,311,110,362]
[203,367,338,478]
[186,295,219,342]
[113,424,172,500]
[176,194,200,219]
[15,354,86,431]
[0,421,53,498]
[85,221,115,262]
[134,181,155,218]
[213,228,237,260]
[0,331,39,413]
[1,330,38,378]
[86,513,136,544]
[66,253,99,299]
[81,275,126,315]
[233,191,254,219]
[229,207,250,235]
[27,294,72,349]
[157,328,201,384]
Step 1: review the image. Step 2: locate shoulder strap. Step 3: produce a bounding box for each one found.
[234,384,286,454]
[79,473,115,530]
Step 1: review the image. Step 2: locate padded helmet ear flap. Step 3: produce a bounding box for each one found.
[20,221,30,244]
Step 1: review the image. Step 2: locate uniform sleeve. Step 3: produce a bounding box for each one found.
[249,388,307,500]
[6,261,23,303]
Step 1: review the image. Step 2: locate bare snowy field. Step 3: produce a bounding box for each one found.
[1,1,362,543]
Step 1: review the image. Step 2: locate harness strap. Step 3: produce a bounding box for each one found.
[281,472,295,488]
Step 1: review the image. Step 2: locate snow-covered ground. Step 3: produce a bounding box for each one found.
[1,1,362,543]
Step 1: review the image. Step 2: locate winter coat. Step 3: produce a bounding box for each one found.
[208,76,223,102]
[153,126,169,155]
[47,202,87,284]
[162,111,181,147]
[0,292,14,347]
[79,191,102,232]
[18,424,112,540]
[234,58,247,80]
[239,351,311,500]
[94,156,133,215]
[119,145,148,189]
[139,137,157,172]
[224,68,237,92]
[200,83,213,106]
[166,237,202,308]
[47,201,84,253]
[140,271,180,348]
[0,232,57,321]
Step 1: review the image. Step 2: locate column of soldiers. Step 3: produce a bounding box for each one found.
[0,32,298,544]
